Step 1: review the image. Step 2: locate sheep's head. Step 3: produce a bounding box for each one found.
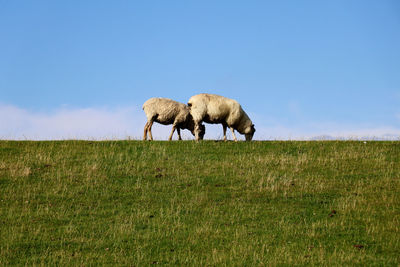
[189,123,206,140]
[198,124,206,140]
[244,124,255,141]
[185,116,205,140]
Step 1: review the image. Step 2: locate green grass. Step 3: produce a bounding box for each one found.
[0,140,399,265]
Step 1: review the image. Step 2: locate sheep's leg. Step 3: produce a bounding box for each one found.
[194,122,201,141]
[143,122,149,140]
[230,127,238,142]
[168,125,176,141]
[222,124,227,141]
[148,121,154,141]
[177,128,182,140]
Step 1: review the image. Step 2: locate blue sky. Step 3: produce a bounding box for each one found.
[1,1,400,140]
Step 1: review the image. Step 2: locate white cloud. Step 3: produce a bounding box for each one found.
[253,122,400,140]
[0,104,399,140]
[0,104,140,140]
[0,104,226,140]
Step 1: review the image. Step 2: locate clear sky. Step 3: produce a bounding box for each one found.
[1,1,400,140]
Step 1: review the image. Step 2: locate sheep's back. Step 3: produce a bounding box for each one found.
[189,94,241,123]
[143,98,189,124]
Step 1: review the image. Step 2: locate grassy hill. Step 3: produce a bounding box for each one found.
[0,140,399,265]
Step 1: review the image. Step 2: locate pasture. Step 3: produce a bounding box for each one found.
[0,140,399,265]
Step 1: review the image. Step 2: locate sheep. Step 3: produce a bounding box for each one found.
[142,97,205,141]
[187,93,255,141]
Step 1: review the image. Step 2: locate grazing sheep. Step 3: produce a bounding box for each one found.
[142,97,205,141]
[188,93,255,141]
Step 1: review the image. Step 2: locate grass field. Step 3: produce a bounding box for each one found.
[0,140,399,265]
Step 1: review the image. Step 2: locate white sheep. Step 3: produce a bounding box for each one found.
[188,93,255,141]
[142,97,205,141]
